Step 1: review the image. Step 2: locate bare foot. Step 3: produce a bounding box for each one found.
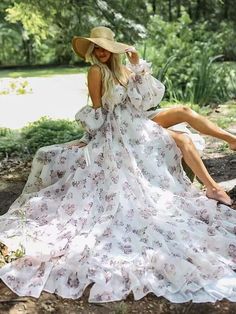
[229,141,236,150]
[206,187,233,206]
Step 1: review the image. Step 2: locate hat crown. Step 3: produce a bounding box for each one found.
[90,26,115,41]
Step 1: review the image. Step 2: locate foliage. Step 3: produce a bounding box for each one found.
[144,11,236,106]
[0,117,84,158]
[0,66,87,79]
[114,301,128,314]
[1,0,236,68]
[213,100,236,129]
[187,54,231,106]
[1,0,148,66]
[146,0,236,25]
[0,130,23,158]
[21,117,84,154]
[0,127,11,136]
[1,0,236,106]
[0,78,32,95]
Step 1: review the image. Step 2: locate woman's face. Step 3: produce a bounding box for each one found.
[93,45,112,63]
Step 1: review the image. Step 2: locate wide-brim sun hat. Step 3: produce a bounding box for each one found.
[72,26,132,59]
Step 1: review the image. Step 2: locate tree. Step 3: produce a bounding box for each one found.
[1,0,236,66]
[3,0,149,65]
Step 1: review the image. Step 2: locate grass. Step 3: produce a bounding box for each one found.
[160,101,211,116]
[225,61,236,71]
[216,116,236,129]
[0,66,88,78]
[203,100,236,154]
[213,100,236,128]
[113,302,128,314]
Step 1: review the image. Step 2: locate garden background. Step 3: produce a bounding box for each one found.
[0,1,236,313]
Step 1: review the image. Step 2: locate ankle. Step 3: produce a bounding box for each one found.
[205,183,221,192]
[229,140,236,150]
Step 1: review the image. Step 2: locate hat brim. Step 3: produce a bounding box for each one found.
[72,36,131,59]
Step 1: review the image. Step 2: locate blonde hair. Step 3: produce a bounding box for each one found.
[85,43,129,102]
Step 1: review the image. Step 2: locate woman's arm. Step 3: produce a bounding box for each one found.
[125,50,165,112]
[75,65,106,135]
[87,65,102,109]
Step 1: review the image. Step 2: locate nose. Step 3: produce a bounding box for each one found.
[99,49,106,55]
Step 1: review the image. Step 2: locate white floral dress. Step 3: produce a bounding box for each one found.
[0,60,236,303]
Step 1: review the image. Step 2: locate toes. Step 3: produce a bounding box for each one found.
[206,189,233,206]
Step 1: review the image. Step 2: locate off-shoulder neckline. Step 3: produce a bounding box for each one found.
[114,84,126,89]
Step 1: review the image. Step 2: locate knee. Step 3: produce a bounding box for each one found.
[176,106,194,119]
[175,134,194,150]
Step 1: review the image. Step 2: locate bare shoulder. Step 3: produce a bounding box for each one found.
[88,64,102,83]
[87,65,102,108]
[88,65,101,77]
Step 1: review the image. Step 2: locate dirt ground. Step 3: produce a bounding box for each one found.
[0,105,236,314]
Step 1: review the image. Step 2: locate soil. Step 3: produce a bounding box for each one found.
[0,105,236,314]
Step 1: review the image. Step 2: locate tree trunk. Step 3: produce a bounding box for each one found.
[202,0,206,19]
[168,0,172,21]
[22,37,33,65]
[176,0,181,18]
[224,0,229,19]
[195,0,201,21]
[151,0,156,14]
[187,0,192,20]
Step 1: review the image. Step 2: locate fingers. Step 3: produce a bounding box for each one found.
[125,46,136,53]
[125,47,137,60]
[67,142,87,148]
[78,142,87,148]
[125,50,139,65]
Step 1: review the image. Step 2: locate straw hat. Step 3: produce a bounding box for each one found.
[72,26,132,59]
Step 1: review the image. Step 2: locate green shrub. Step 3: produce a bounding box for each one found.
[0,118,84,159]
[0,127,12,137]
[142,11,236,106]
[21,117,84,154]
[0,131,24,158]
[179,54,231,106]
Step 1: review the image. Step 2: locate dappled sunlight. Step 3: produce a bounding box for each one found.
[0,74,87,129]
[0,67,87,79]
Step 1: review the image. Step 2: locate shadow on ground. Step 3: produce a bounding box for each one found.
[0,180,26,216]
[203,154,236,183]
[0,283,236,314]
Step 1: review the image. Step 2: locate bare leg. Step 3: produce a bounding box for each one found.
[168,130,233,206]
[152,106,236,150]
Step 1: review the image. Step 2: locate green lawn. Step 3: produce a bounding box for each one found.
[0,66,88,78]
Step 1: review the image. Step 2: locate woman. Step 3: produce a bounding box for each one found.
[0,26,236,303]
[72,27,235,206]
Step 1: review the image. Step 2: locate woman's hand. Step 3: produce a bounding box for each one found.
[67,142,87,148]
[125,47,139,65]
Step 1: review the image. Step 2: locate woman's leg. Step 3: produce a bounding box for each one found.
[168,130,232,206]
[152,106,236,150]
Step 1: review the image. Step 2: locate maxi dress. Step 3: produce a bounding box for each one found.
[0,60,236,303]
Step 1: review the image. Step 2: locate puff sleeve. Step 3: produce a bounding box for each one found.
[75,106,106,136]
[127,59,165,111]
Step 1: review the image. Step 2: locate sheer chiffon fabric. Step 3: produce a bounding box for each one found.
[0,60,236,303]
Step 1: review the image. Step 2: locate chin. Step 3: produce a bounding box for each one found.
[100,58,109,63]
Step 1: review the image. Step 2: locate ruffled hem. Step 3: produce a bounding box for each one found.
[1,248,236,303]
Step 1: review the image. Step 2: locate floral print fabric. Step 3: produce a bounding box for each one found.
[0,61,236,303]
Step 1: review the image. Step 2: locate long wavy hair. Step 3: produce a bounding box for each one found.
[85,43,129,102]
